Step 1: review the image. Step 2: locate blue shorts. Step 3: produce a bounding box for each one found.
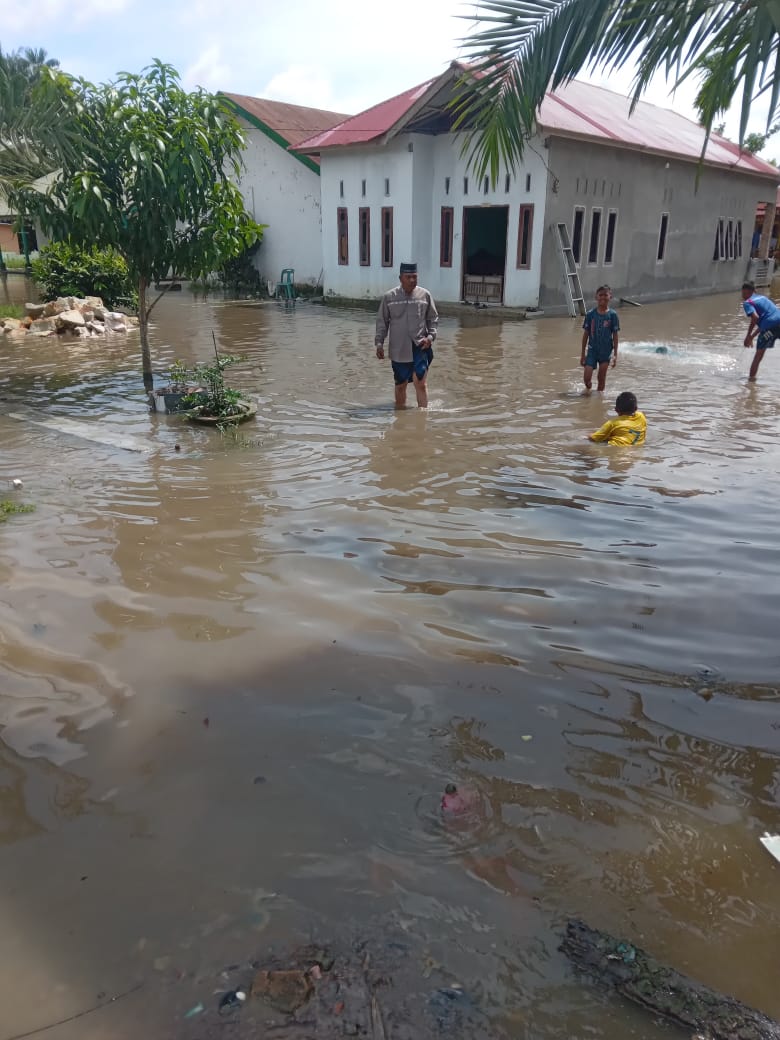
[756,325,780,349]
[585,348,613,368]
[392,345,433,385]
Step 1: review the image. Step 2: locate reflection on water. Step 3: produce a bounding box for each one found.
[1,285,780,1038]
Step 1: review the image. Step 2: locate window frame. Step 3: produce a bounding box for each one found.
[516,204,534,269]
[657,211,670,263]
[604,209,618,265]
[440,206,454,267]
[587,206,603,265]
[381,206,393,268]
[358,206,370,266]
[572,206,585,265]
[337,207,349,266]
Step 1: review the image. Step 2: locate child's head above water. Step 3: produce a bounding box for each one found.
[615,391,637,415]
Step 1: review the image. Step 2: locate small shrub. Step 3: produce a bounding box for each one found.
[0,304,24,320]
[32,242,137,310]
[217,243,262,297]
[0,500,34,522]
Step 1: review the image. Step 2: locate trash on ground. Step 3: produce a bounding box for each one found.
[218,989,246,1015]
[251,969,315,1014]
[760,833,780,864]
[184,1002,204,1018]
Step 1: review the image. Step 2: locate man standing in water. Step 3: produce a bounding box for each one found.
[375,262,439,408]
[741,281,780,381]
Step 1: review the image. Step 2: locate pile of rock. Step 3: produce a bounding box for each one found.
[1,296,139,338]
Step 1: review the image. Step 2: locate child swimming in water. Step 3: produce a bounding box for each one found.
[588,391,646,445]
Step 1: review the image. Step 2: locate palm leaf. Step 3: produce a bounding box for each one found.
[455,0,780,180]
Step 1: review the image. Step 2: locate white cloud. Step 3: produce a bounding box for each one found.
[182,46,232,92]
[2,0,129,33]
[262,65,338,110]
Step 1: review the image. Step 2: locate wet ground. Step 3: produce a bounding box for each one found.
[1,276,779,1039]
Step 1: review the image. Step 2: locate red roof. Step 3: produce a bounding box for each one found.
[295,66,779,179]
[222,93,350,150]
[294,77,438,152]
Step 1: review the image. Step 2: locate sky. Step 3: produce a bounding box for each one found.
[1,0,776,160]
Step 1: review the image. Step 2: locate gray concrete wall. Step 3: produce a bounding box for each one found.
[539,137,778,313]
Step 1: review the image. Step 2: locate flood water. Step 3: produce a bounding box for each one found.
[1,275,779,1039]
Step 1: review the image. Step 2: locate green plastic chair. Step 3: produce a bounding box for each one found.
[275,268,295,300]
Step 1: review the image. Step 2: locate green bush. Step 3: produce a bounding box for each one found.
[31,242,137,310]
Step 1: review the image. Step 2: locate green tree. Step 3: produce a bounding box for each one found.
[16,61,265,388]
[455,0,780,181]
[0,45,74,193]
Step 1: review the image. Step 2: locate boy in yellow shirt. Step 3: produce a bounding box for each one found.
[588,391,647,445]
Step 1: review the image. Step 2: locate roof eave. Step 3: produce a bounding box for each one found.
[542,127,780,182]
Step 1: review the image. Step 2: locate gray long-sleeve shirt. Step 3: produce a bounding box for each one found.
[374,285,439,362]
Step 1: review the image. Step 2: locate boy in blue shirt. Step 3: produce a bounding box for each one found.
[580,285,620,392]
[742,281,780,381]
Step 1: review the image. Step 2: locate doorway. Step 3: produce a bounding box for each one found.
[461,205,509,304]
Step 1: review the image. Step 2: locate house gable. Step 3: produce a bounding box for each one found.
[220,93,350,175]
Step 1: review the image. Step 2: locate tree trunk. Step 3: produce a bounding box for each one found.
[560,919,780,1040]
[138,276,152,392]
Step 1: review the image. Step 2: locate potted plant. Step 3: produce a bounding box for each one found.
[150,359,203,413]
[183,350,256,426]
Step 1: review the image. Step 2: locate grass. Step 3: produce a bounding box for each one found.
[0,304,24,320]
[2,256,32,270]
[0,500,34,522]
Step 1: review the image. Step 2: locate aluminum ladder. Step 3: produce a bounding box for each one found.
[553,222,585,317]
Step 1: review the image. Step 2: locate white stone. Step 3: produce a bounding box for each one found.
[28,317,59,336]
[43,298,69,317]
[84,295,104,308]
[93,306,107,321]
[25,303,46,318]
[103,312,127,332]
[2,318,22,331]
[58,309,86,329]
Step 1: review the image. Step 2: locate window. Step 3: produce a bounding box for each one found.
[445,176,450,195]
[526,173,531,192]
[361,179,366,198]
[572,207,585,264]
[337,208,349,265]
[463,176,469,195]
[657,212,670,262]
[735,219,743,258]
[339,180,344,199]
[604,210,618,265]
[381,207,393,267]
[588,207,602,264]
[711,217,725,261]
[384,178,390,196]
[440,207,454,267]
[517,204,534,269]
[505,173,511,194]
[359,207,370,266]
[726,218,734,260]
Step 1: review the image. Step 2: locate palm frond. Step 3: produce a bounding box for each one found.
[455,0,780,180]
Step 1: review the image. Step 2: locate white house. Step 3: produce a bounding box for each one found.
[296,63,779,312]
[220,93,349,288]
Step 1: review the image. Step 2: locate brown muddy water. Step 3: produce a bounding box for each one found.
[1,275,779,1040]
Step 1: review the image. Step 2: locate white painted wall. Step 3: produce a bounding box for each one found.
[319,130,549,307]
[320,142,415,299]
[234,118,324,287]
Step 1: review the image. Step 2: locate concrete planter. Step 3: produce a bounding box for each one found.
[186,401,257,426]
[149,385,203,413]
